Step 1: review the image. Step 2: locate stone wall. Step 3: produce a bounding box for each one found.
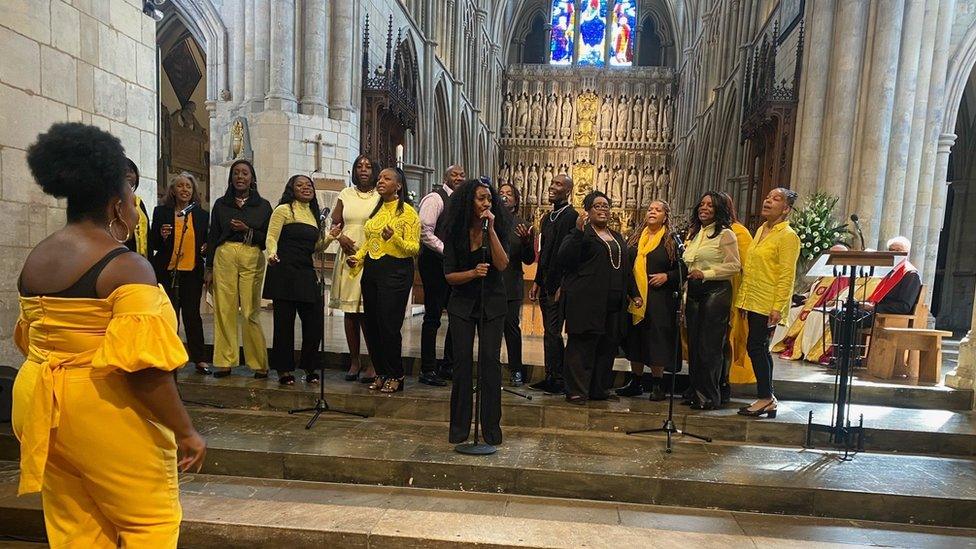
[0,0,158,366]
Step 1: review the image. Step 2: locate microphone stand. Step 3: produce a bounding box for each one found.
[456,220,499,455]
[289,214,367,429]
[626,249,711,453]
[170,206,223,409]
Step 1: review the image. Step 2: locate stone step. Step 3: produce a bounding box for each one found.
[2,462,974,548]
[177,369,976,457]
[5,410,973,528]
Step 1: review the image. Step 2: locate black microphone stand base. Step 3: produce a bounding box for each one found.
[289,395,367,430]
[628,418,713,454]
[454,441,497,455]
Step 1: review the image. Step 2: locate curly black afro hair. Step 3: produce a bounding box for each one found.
[27,122,128,222]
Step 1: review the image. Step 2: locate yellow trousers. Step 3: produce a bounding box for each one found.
[212,242,269,371]
[12,363,181,548]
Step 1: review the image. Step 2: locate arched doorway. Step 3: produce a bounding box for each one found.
[157,14,211,204]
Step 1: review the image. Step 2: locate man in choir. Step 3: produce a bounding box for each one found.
[498,182,535,386]
[529,174,579,394]
[418,165,466,387]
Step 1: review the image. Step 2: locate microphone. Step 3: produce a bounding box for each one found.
[482,216,489,232]
[176,202,197,217]
[850,214,865,251]
[319,206,332,222]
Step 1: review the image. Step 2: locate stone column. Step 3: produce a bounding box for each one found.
[921,133,957,291]
[243,0,255,104]
[852,0,904,248]
[231,0,246,104]
[266,0,297,111]
[946,284,976,390]
[879,0,926,245]
[250,0,271,111]
[791,0,835,199]
[328,0,354,119]
[300,0,328,115]
[817,0,869,213]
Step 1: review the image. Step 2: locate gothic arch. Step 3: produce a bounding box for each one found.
[165,0,229,102]
[433,78,452,176]
[460,111,473,175]
[943,22,976,135]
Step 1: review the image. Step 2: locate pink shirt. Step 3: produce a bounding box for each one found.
[418,184,454,254]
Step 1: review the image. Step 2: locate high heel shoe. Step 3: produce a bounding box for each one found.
[368,377,385,391]
[344,364,362,381]
[737,402,777,418]
[380,377,404,393]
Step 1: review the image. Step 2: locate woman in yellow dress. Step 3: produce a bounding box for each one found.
[719,192,756,400]
[122,157,150,258]
[12,123,206,548]
[328,154,379,383]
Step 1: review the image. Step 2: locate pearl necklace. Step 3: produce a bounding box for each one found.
[596,230,622,270]
[354,186,376,200]
[549,203,571,222]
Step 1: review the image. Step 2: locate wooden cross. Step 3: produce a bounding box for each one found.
[302,133,335,174]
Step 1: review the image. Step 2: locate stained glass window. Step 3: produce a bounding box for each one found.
[549,0,576,65]
[577,0,608,67]
[609,0,637,66]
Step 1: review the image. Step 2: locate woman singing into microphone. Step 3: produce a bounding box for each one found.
[149,172,209,375]
[443,180,510,445]
[264,174,327,386]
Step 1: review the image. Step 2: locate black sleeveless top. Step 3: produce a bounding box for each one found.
[262,223,321,303]
[18,248,132,299]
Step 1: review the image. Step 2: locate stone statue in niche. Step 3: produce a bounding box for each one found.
[661,96,673,142]
[626,166,639,207]
[646,95,659,140]
[226,116,253,161]
[631,96,644,141]
[560,93,573,139]
[542,163,554,194]
[527,163,540,204]
[600,95,614,141]
[611,165,625,205]
[530,93,544,138]
[499,161,511,187]
[513,162,527,200]
[501,92,513,137]
[615,95,629,141]
[595,165,608,194]
[515,93,528,138]
[655,168,669,197]
[545,93,559,138]
[641,165,655,206]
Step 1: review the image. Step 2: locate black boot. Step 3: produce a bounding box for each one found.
[615,376,643,397]
[648,377,666,401]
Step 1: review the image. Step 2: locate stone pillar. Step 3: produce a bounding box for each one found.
[879,0,926,245]
[921,133,957,292]
[300,0,328,115]
[231,0,246,104]
[266,0,297,111]
[851,0,903,248]
[328,0,354,119]
[243,0,255,105]
[791,0,834,199]
[947,288,976,390]
[251,0,271,111]
[817,0,869,213]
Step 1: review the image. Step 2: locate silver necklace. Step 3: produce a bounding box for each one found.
[596,230,621,270]
[549,203,570,222]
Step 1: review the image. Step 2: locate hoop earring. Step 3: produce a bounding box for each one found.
[108,217,131,243]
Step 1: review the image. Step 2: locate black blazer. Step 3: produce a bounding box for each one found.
[149,204,209,282]
[206,193,273,268]
[502,218,535,301]
[557,225,635,336]
[876,270,922,315]
[534,202,578,295]
[444,231,510,321]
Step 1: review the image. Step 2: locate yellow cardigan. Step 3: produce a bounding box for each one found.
[735,221,801,319]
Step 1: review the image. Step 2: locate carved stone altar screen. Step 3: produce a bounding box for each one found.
[498,65,675,234]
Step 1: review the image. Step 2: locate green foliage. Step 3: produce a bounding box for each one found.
[790,192,849,262]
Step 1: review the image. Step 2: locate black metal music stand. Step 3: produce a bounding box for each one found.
[289,216,367,429]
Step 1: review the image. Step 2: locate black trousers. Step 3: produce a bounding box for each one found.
[564,332,617,401]
[361,256,414,379]
[419,251,453,374]
[503,299,524,374]
[449,313,504,445]
[685,280,732,406]
[164,270,206,363]
[746,311,775,398]
[270,298,323,374]
[539,290,565,383]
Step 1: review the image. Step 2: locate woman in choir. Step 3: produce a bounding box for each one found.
[14,122,205,547]
[559,191,636,405]
[123,157,150,258]
[264,174,328,386]
[616,200,680,401]
[149,172,209,375]
[443,180,510,445]
[497,182,535,386]
[682,191,741,410]
[347,167,420,393]
[719,191,755,402]
[329,155,380,383]
[736,188,801,418]
[206,159,274,378]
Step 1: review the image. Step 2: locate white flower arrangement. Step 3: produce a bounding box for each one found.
[790,192,849,262]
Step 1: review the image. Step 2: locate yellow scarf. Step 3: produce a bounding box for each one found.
[134,195,149,257]
[628,226,665,325]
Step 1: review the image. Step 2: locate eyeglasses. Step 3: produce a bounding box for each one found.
[590,203,611,211]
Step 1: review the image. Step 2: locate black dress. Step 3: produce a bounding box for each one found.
[624,237,680,370]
